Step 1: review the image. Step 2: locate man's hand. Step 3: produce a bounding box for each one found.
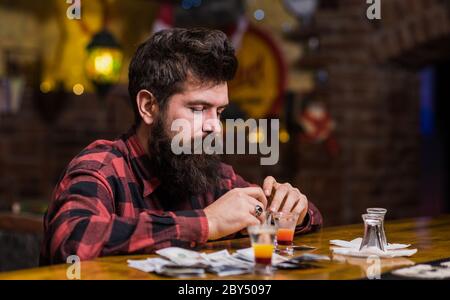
[263,176,308,225]
[204,187,267,240]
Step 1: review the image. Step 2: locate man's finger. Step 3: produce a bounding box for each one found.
[247,214,262,227]
[245,195,266,211]
[269,185,289,212]
[292,196,308,224]
[282,191,299,213]
[240,187,268,208]
[246,196,267,223]
[239,228,249,236]
[262,176,276,197]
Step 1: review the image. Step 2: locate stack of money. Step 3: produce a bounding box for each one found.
[128,247,254,277]
[127,247,331,277]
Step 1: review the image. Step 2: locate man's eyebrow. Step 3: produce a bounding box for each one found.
[187,100,228,109]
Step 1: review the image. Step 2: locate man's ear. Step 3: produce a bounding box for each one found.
[136,90,159,125]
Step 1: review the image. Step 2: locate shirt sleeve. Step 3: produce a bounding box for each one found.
[42,168,209,264]
[294,200,323,234]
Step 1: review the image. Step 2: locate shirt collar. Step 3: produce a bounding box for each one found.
[122,126,160,197]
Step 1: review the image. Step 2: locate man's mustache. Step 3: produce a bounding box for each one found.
[170,133,222,154]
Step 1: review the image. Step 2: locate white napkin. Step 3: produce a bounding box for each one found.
[392,263,450,279]
[329,238,417,258]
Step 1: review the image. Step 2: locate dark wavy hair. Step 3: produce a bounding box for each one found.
[128,27,238,125]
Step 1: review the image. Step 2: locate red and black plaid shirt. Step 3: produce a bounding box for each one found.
[40,127,322,265]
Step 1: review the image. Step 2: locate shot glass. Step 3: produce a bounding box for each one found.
[366,208,388,247]
[272,212,299,256]
[247,224,277,275]
[359,213,385,252]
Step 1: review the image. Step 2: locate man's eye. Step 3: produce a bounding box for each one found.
[190,107,203,112]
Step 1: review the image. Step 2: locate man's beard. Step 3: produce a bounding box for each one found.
[148,115,222,200]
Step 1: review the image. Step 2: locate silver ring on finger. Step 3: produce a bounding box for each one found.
[255,205,263,217]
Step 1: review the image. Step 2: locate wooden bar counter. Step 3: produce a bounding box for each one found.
[1,215,449,280]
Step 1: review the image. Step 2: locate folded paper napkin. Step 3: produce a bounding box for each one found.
[329,238,417,258]
[392,262,450,279]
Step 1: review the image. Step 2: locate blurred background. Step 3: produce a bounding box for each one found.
[0,0,449,271]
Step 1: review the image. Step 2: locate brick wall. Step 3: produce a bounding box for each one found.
[0,85,133,210]
[284,0,449,225]
[1,0,449,229]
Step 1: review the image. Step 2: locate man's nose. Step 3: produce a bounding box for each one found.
[202,116,222,134]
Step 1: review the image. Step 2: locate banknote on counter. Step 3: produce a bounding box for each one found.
[128,248,253,277]
[127,247,329,277]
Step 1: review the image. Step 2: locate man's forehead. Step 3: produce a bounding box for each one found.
[180,82,229,106]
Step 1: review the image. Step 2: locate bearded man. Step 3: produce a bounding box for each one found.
[40,28,322,265]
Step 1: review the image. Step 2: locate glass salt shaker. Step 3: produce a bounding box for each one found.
[359,214,385,252]
[366,208,388,248]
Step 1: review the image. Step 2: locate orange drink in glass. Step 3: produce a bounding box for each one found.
[272,212,299,255]
[247,224,276,275]
[253,244,275,265]
[276,228,295,246]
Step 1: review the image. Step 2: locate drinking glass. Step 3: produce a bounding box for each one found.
[366,208,388,247]
[271,212,299,256]
[359,213,385,252]
[247,224,277,275]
